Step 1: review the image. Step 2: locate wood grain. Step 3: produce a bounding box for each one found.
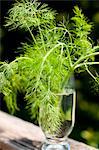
[0,111,98,150]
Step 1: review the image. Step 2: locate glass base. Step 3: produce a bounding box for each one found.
[41,142,70,150]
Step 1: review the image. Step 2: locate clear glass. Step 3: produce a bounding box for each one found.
[39,87,76,150]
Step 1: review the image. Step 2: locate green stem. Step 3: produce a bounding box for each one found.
[34,13,46,51]
[38,26,46,51]
[26,24,37,44]
[35,43,61,88]
[49,27,72,44]
[58,42,73,68]
[61,69,74,90]
[73,52,99,69]
[65,45,73,68]
[74,62,99,69]
[85,63,98,83]
[10,57,33,65]
[59,44,64,70]
[40,43,61,72]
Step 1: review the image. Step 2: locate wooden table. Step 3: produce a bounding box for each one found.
[0,111,98,150]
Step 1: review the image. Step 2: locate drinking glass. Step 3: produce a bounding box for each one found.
[39,76,76,150]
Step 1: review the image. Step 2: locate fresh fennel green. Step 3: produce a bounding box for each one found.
[0,0,99,122]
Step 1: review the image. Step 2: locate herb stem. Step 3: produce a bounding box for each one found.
[38,26,46,51]
[65,45,73,68]
[84,63,98,83]
[73,52,99,69]
[74,61,99,69]
[34,12,46,51]
[10,57,33,65]
[26,24,37,44]
[35,43,61,88]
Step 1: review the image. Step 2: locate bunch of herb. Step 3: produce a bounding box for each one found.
[0,0,99,126]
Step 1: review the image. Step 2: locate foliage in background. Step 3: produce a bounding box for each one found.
[81,129,99,148]
[0,0,99,146]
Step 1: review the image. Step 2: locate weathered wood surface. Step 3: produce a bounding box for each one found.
[0,111,98,150]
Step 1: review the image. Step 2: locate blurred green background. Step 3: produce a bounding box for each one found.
[0,0,99,148]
